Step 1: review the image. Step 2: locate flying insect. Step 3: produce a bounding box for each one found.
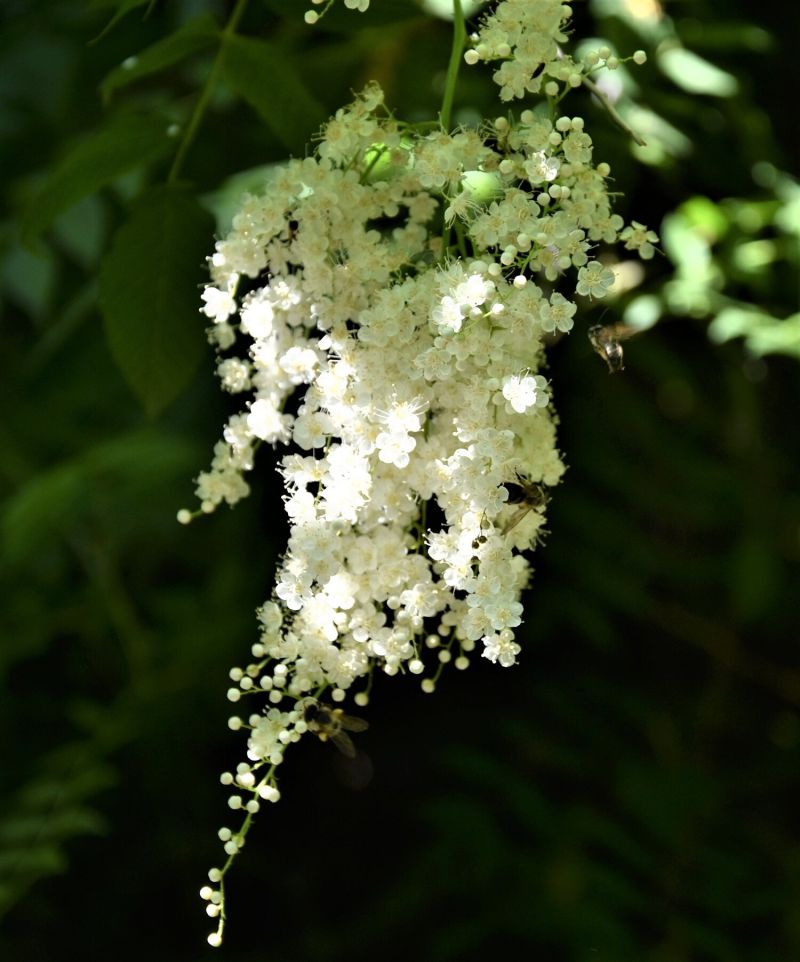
[588,322,639,373]
[304,701,369,759]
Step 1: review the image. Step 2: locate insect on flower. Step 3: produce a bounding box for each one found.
[588,322,640,373]
[501,473,549,535]
[304,701,369,758]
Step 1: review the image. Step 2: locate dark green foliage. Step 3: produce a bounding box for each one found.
[98,186,215,415]
[1,0,798,960]
[99,14,220,104]
[220,36,328,153]
[21,112,174,246]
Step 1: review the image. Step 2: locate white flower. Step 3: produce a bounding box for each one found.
[620,221,659,260]
[576,261,616,299]
[501,373,549,413]
[201,286,236,323]
[217,358,251,393]
[481,631,521,667]
[375,430,417,468]
[292,410,333,449]
[539,292,577,333]
[432,294,465,333]
[279,346,319,384]
[247,710,291,761]
[377,398,427,435]
[247,398,292,443]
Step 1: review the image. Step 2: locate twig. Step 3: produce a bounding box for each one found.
[581,74,647,148]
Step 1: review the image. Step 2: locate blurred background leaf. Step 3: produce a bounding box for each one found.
[97,185,215,415]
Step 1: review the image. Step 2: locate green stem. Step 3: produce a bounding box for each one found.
[439,0,466,131]
[70,533,153,687]
[581,74,647,147]
[167,0,250,183]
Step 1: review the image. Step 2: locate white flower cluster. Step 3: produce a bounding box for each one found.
[192,2,658,946]
[464,0,575,101]
[303,0,370,26]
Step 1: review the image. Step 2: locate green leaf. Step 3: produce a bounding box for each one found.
[81,429,199,501]
[681,195,729,242]
[89,0,154,43]
[1,461,85,562]
[100,14,220,104]
[745,313,800,359]
[729,533,781,622]
[51,194,107,269]
[98,186,214,416]
[0,243,58,320]
[1,428,198,563]
[220,35,327,153]
[732,238,777,272]
[708,305,800,358]
[623,294,662,331]
[661,210,711,275]
[774,176,800,238]
[22,113,173,246]
[658,46,738,97]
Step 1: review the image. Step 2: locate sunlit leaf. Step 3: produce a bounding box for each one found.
[745,313,800,358]
[775,176,800,238]
[625,104,692,160]
[658,46,738,97]
[623,293,662,330]
[733,239,777,271]
[681,195,729,242]
[661,210,711,274]
[708,306,800,359]
[589,0,667,39]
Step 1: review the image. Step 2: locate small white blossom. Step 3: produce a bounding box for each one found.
[539,293,577,333]
[482,631,521,667]
[502,373,549,413]
[201,286,236,323]
[620,221,659,260]
[576,261,616,299]
[217,358,251,393]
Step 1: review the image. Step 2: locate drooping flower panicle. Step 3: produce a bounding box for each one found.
[190,2,657,945]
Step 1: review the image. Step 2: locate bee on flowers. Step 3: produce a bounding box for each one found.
[501,473,549,536]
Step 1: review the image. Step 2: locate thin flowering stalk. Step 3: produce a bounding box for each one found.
[167,0,250,184]
[439,0,466,132]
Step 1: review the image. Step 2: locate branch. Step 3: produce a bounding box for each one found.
[581,74,647,148]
